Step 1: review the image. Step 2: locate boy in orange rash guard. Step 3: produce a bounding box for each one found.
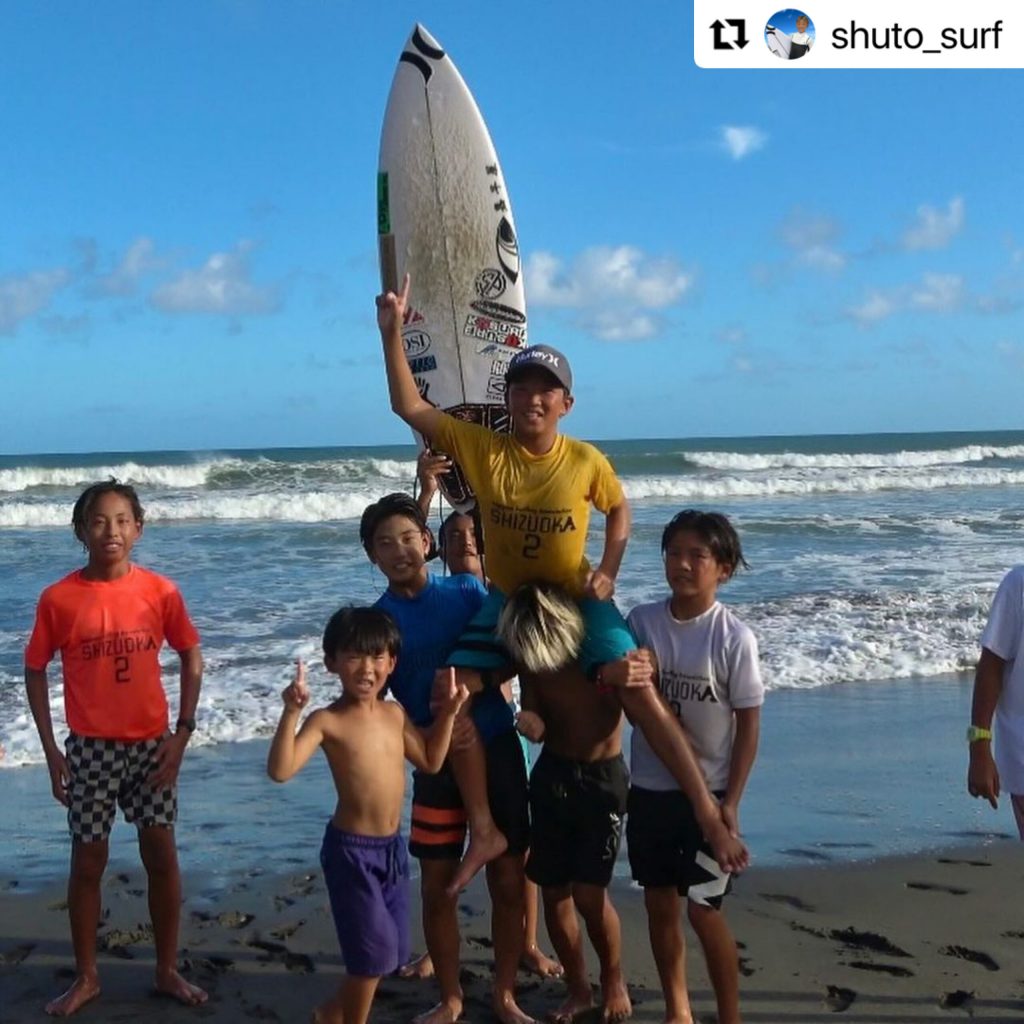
[24,480,207,1018]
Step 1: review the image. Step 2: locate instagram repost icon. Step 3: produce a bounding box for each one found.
[765,9,815,60]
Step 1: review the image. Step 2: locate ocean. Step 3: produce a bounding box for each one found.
[3,430,1022,884]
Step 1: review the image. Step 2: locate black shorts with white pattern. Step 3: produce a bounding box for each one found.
[65,732,176,842]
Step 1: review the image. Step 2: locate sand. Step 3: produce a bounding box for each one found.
[2,840,1022,1023]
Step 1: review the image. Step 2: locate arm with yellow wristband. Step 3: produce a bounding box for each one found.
[967,647,1002,809]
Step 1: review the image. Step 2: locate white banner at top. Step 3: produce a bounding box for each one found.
[694,1,1024,69]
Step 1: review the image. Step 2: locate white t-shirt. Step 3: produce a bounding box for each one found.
[628,600,764,792]
[981,565,1024,793]
[791,31,813,47]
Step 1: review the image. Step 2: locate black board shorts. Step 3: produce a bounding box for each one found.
[409,728,529,861]
[626,786,732,908]
[526,748,628,888]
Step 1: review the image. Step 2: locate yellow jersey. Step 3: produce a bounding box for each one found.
[433,415,625,596]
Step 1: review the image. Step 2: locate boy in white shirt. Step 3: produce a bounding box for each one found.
[626,510,763,1024]
[789,14,814,57]
[967,565,1024,837]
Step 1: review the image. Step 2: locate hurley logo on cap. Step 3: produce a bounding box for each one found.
[505,344,573,392]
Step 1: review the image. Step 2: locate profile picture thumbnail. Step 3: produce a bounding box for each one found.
[765,9,815,60]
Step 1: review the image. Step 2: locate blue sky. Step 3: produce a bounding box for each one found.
[2,2,1022,454]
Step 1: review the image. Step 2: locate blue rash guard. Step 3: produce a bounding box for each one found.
[374,573,514,744]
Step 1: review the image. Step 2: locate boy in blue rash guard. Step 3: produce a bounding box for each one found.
[360,493,533,1024]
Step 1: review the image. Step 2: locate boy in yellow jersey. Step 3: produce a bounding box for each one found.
[376,275,748,878]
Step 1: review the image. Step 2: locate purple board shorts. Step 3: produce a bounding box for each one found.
[319,823,410,977]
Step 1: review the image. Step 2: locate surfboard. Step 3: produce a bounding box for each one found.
[377,23,527,511]
[765,25,792,58]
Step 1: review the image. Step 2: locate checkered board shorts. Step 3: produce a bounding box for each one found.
[65,733,177,842]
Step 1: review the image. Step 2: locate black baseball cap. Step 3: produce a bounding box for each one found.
[505,344,572,393]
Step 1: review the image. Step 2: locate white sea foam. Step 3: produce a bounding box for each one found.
[366,458,418,479]
[1,636,325,768]
[745,586,987,691]
[683,443,1024,472]
[0,586,993,767]
[4,463,1019,528]
[0,459,241,494]
[0,456,419,495]
[0,490,381,527]
[623,467,1024,501]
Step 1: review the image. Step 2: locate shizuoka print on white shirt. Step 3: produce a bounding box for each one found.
[628,600,764,793]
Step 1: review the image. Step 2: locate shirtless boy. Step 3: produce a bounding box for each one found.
[268,607,467,1024]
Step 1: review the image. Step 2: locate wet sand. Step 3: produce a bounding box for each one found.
[2,839,1022,1022]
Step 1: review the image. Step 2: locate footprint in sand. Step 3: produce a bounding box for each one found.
[283,951,315,973]
[0,942,35,966]
[789,920,828,939]
[185,954,235,975]
[847,961,914,977]
[245,937,288,957]
[829,927,911,958]
[824,985,856,1012]
[939,989,975,1009]
[268,920,304,940]
[779,847,833,862]
[241,1001,281,1021]
[758,892,816,912]
[216,910,255,929]
[98,925,153,958]
[939,945,999,971]
[905,881,969,895]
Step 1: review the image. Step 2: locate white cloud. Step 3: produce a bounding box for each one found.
[901,197,964,251]
[909,273,964,312]
[846,290,898,325]
[0,268,70,335]
[719,125,768,160]
[151,241,279,315]
[93,237,161,297]
[996,340,1024,368]
[716,326,747,345]
[780,213,846,271]
[976,294,1021,314]
[846,272,966,326]
[583,310,660,342]
[528,246,691,309]
[526,245,692,342]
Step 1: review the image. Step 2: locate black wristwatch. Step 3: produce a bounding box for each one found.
[176,717,197,735]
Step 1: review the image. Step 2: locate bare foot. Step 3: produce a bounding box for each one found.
[600,972,632,1024]
[413,997,463,1024]
[445,828,508,896]
[45,974,100,1017]
[154,968,208,1006]
[312,1001,343,1024]
[547,987,593,1024]
[398,950,435,979]
[521,944,563,978]
[494,988,538,1024]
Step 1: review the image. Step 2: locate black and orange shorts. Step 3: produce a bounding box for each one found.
[409,728,530,861]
